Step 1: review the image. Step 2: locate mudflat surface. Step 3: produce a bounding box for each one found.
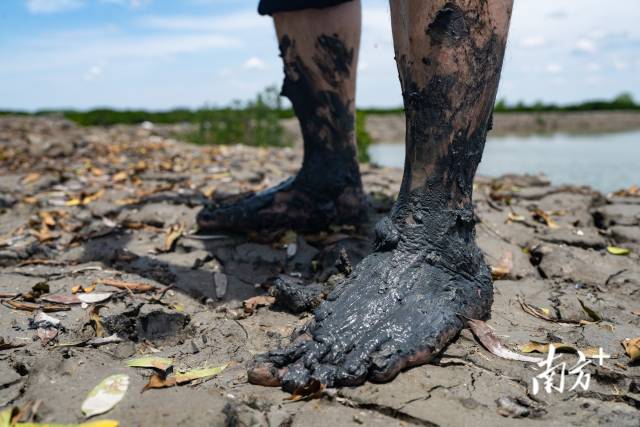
[1,116,639,426]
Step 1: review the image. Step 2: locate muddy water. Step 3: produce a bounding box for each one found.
[368,130,640,193]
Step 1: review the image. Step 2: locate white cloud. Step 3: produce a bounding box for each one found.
[520,36,545,48]
[545,63,563,74]
[575,38,597,53]
[243,57,266,70]
[25,0,83,14]
[83,64,104,81]
[138,11,267,32]
[99,0,153,8]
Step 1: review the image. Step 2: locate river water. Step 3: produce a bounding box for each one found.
[368,130,640,193]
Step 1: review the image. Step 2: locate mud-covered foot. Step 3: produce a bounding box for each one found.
[247,210,492,391]
[196,174,367,232]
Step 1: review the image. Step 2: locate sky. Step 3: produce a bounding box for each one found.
[0,0,639,111]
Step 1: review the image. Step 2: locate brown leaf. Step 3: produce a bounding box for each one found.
[468,319,543,363]
[531,208,559,229]
[112,171,128,182]
[242,295,275,314]
[622,337,640,363]
[37,327,58,346]
[22,172,41,184]
[285,379,325,401]
[0,337,26,351]
[0,292,19,299]
[41,294,81,304]
[142,373,176,392]
[491,251,513,280]
[162,223,185,252]
[90,306,105,338]
[518,299,558,322]
[96,278,157,293]
[3,300,70,312]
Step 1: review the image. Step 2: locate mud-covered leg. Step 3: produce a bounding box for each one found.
[248,0,513,391]
[197,1,366,232]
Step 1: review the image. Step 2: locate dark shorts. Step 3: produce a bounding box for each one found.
[258,0,354,16]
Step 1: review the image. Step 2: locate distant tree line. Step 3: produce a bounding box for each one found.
[1,92,638,126]
[0,91,637,153]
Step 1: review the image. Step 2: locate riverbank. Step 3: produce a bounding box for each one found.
[281,111,640,145]
[1,116,639,426]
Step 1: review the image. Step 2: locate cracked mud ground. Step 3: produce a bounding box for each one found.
[1,116,639,426]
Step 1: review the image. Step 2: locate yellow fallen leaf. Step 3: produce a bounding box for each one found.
[82,190,105,205]
[520,342,609,359]
[175,364,228,384]
[112,171,128,182]
[0,407,17,427]
[72,284,96,294]
[506,211,525,223]
[127,356,173,371]
[162,223,185,252]
[520,341,577,354]
[607,246,630,256]
[141,364,227,392]
[17,421,119,427]
[622,337,640,363]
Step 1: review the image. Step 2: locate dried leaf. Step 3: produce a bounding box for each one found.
[162,223,184,253]
[22,172,41,184]
[577,298,603,322]
[607,246,630,256]
[142,364,227,392]
[520,341,610,359]
[518,299,557,322]
[72,284,97,294]
[468,319,542,363]
[127,356,173,371]
[81,374,129,418]
[0,337,27,351]
[90,306,105,338]
[112,171,128,182]
[242,295,275,314]
[3,300,70,313]
[531,208,559,229]
[78,293,113,304]
[37,327,58,346]
[175,364,227,384]
[0,407,18,427]
[622,337,640,363]
[17,421,119,427]
[142,373,176,392]
[41,294,81,304]
[491,252,513,280]
[506,211,525,223]
[96,279,156,293]
[0,292,19,299]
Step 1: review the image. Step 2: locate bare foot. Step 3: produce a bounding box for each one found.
[247,207,492,391]
[196,174,367,232]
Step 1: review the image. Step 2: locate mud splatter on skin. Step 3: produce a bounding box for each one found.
[197,34,365,232]
[248,1,511,391]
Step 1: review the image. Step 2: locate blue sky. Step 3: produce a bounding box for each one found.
[1,0,639,110]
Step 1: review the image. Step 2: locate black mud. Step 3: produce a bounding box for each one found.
[248,1,510,391]
[197,33,366,232]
